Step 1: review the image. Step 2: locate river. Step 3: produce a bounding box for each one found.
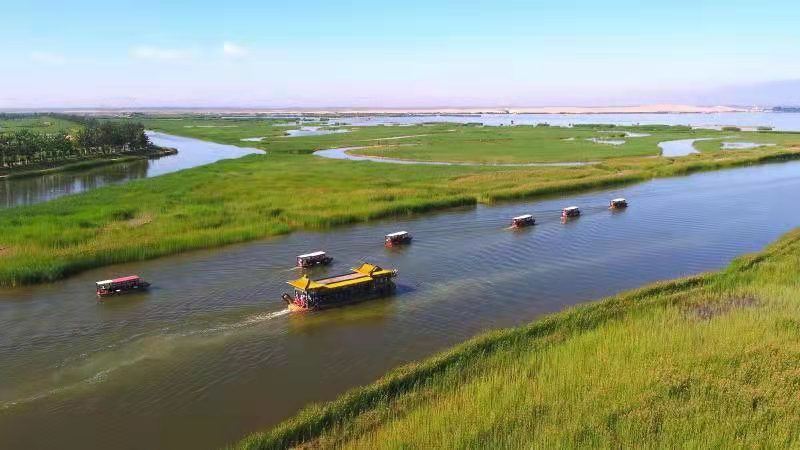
[0,132,260,209]
[2,153,800,449]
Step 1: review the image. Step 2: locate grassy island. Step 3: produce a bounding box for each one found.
[0,117,798,286]
[236,226,800,449]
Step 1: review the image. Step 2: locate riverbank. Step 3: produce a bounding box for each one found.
[0,146,177,179]
[0,128,798,286]
[236,225,800,449]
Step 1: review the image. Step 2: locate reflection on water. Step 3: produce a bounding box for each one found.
[722,142,777,150]
[2,158,800,449]
[283,127,351,137]
[586,138,626,145]
[0,160,149,207]
[658,138,715,157]
[0,132,261,209]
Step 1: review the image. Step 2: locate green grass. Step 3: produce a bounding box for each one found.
[349,126,712,163]
[0,116,80,134]
[694,132,800,153]
[145,118,718,163]
[234,227,800,449]
[0,118,798,286]
[145,117,798,163]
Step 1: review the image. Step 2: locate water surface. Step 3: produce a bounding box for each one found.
[658,138,714,157]
[283,127,350,137]
[586,138,626,145]
[2,158,800,449]
[314,146,593,166]
[722,142,777,150]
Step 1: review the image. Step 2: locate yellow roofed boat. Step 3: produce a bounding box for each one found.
[282,262,397,311]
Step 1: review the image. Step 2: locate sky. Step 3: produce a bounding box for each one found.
[1,0,799,108]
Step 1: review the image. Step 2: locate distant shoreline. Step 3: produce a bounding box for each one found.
[264,104,750,115]
[0,104,762,115]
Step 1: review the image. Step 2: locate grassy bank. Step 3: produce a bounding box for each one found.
[235,227,800,449]
[0,146,177,179]
[0,119,799,286]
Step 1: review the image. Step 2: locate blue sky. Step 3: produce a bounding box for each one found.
[2,0,799,108]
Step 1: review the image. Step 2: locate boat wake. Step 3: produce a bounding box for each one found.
[186,309,290,336]
[0,308,290,411]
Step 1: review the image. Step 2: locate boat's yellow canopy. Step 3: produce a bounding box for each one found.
[287,263,395,291]
[287,276,324,290]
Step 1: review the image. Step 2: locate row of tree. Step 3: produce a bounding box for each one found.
[0,115,152,169]
[0,112,50,120]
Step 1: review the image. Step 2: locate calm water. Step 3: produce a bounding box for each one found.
[314,147,592,166]
[722,142,777,150]
[283,126,351,137]
[2,157,800,449]
[337,111,800,131]
[0,132,259,208]
[658,138,714,157]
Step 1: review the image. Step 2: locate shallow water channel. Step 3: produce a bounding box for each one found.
[314,146,593,166]
[0,132,260,209]
[2,156,800,449]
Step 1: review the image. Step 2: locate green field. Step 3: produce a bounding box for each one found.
[143,118,708,162]
[142,118,796,163]
[350,125,705,163]
[0,117,798,286]
[0,115,80,134]
[694,131,800,152]
[235,226,800,449]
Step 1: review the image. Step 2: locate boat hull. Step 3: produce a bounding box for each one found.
[96,282,150,298]
[285,283,395,311]
[385,237,412,247]
[297,257,333,268]
[511,220,535,228]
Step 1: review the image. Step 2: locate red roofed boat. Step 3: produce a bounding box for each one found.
[96,275,151,298]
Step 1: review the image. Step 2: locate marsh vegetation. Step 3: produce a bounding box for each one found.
[0,117,798,286]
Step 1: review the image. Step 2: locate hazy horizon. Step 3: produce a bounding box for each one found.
[3,0,800,108]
